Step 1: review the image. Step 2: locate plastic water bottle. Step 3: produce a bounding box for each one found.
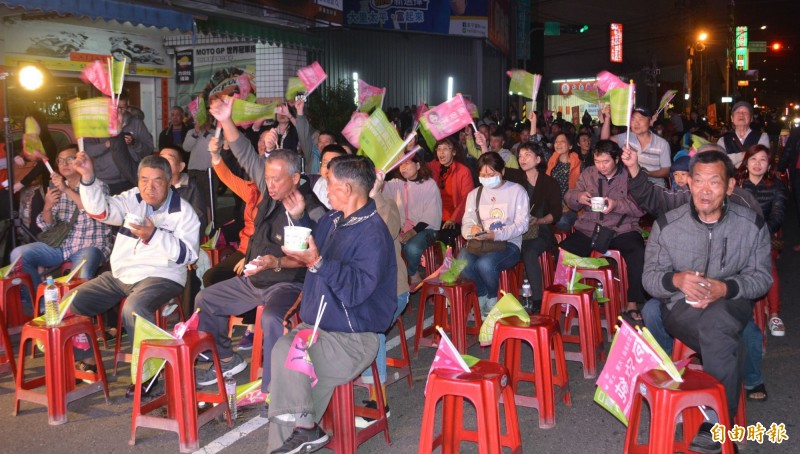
[520,279,533,313]
[595,281,604,301]
[44,276,60,326]
[225,376,237,420]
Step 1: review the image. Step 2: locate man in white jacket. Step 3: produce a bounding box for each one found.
[68,152,200,396]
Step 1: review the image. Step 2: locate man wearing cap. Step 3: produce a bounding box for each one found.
[601,104,671,187]
[717,101,770,167]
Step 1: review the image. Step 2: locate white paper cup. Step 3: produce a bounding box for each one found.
[284,226,312,251]
[123,213,144,229]
[244,263,258,272]
[591,197,606,212]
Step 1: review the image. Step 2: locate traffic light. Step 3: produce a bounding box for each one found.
[579,25,589,33]
[771,42,783,51]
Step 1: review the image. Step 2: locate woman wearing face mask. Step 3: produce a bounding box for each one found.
[546,132,581,231]
[458,152,530,315]
[382,152,442,286]
[428,138,474,247]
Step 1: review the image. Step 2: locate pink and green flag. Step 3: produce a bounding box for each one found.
[296,61,327,97]
[421,94,474,141]
[506,69,542,100]
[463,97,480,119]
[655,89,678,117]
[596,71,634,126]
[68,97,115,138]
[130,314,174,385]
[357,79,386,113]
[417,116,437,149]
[188,96,208,127]
[285,77,305,101]
[359,108,415,171]
[231,98,278,126]
[80,59,112,97]
[341,111,369,149]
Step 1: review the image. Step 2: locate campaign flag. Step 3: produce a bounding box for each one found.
[506,69,542,100]
[688,134,711,156]
[80,59,112,96]
[0,255,22,279]
[596,71,633,126]
[596,70,629,92]
[341,111,370,149]
[421,94,474,141]
[359,108,415,171]
[110,57,127,96]
[296,61,327,97]
[479,291,531,346]
[463,97,480,119]
[417,116,437,149]
[553,248,608,286]
[594,319,682,425]
[173,309,200,339]
[130,314,175,384]
[34,292,87,351]
[54,259,86,285]
[231,98,278,127]
[285,77,305,101]
[236,379,268,407]
[655,89,678,117]
[68,97,115,138]
[357,79,386,113]
[284,328,319,386]
[22,116,45,159]
[425,327,471,393]
[236,74,252,100]
[187,96,208,127]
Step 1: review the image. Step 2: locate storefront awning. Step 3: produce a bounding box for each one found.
[195,17,320,49]
[0,0,195,31]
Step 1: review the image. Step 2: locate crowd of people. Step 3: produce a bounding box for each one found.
[1,85,795,453]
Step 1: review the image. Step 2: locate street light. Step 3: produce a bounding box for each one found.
[686,32,709,115]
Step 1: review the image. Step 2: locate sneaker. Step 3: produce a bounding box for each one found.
[196,353,247,386]
[270,425,329,454]
[237,330,255,351]
[689,422,722,454]
[768,317,785,337]
[354,400,390,428]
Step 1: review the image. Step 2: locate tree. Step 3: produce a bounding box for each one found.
[305,78,356,140]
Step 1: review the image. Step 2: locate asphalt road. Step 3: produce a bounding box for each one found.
[1,206,798,454]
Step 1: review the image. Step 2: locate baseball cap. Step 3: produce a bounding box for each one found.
[632,106,653,118]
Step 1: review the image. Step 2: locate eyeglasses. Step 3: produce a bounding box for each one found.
[56,157,76,165]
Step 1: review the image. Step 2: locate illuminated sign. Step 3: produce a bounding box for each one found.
[610,23,623,63]
[735,26,748,71]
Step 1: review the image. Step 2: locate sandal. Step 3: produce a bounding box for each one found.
[621,308,644,327]
[746,383,768,402]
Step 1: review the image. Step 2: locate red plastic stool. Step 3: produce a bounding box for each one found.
[33,279,107,350]
[14,315,109,425]
[577,265,620,341]
[488,315,571,429]
[498,262,524,299]
[421,243,443,275]
[321,361,391,452]
[0,310,16,380]
[418,360,522,454]
[385,316,413,387]
[591,249,629,308]
[130,330,231,453]
[671,339,747,428]
[541,285,603,379]
[250,293,303,382]
[114,298,185,375]
[1,273,35,335]
[753,297,768,350]
[415,279,482,355]
[625,368,736,454]
[538,249,555,290]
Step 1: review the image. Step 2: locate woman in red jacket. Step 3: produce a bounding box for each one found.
[427,138,474,246]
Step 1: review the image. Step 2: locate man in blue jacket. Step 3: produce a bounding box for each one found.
[267,155,397,454]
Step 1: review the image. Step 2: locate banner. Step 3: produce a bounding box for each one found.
[359,108,414,171]
[507,69,542,101]
[175,49,194,85]
[357,79,386,113]
[231,98,279,126]
[421,94,474,141]
[341,111,369,149]
[68,97,115,138]
[297,61,327,97]
[174,43,256,108]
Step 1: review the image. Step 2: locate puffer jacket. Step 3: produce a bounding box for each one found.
[740,178,787,234]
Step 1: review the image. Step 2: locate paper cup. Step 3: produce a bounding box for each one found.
[123,213,143,229]
[284,226,312,251]
[591,197,606,212]
[244,263,258,272]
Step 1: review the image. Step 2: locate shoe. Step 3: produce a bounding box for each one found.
[354,400,390,428]
[126,375,159,399]
[161,299,179,317]
[768,317,785,336]
[196,353,247,386]
[237,330,255,351]
[270,425,329,454]
[689,422,722,454]
[746,383,768,402]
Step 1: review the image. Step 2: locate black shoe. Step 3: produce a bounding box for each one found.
[354,400,390,428]
[125,375,159,399]
[270,425,329,454]
[689,422,723,454]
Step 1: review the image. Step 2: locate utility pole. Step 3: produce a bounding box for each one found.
[725,0,735,121]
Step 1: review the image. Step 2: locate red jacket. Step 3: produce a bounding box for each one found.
[427,160,474,224]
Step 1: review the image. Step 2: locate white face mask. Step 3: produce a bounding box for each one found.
[479,175,502,189]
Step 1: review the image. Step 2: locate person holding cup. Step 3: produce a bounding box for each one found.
[561,140,647,321]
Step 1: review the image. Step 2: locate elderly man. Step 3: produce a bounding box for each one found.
[601,105,671,186]
[717,101,770,167]
[642,150,772,453]
[267,155,397,454]
[158,106,190,151]
[10,144,112,311]
[193,148,326,389]
[68,152,200,397]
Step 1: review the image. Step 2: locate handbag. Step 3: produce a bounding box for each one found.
[37,203,80,248]
[521,183,541,241]
[465,187,508,256]
[589,178,625,253]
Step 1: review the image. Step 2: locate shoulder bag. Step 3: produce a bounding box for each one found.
[589,177,625,253]
[37,203,80,248]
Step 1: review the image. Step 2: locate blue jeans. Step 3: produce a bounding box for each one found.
[362,292,410,383]
[642,298,764,389]
[403,229,436,275]
[458,242,520,298]
[10,242,105,314]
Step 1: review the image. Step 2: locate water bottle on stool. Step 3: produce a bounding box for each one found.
[44,276,60,327]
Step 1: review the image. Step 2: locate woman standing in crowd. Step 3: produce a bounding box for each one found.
[428,138,474,246]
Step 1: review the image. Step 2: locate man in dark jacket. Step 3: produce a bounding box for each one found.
[194,149,326,391]
[158,106,191,153]
[267,155,397,454]
[642,150,772,452]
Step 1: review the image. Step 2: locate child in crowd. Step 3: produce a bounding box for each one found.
[670,154,690,189]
